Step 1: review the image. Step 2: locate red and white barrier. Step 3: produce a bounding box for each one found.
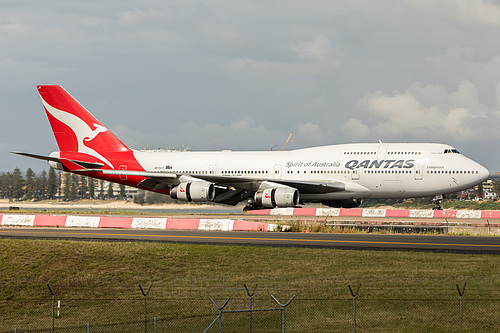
[246,207,500,219]
[0,214,281,231]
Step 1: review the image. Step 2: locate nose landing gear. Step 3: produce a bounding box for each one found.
[432,195,444,210]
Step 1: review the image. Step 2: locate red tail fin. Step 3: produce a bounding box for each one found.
[37,85,131,168]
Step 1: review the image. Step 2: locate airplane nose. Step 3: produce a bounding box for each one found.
[478,164,490,182]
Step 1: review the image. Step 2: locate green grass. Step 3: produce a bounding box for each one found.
[1,239,499,332]
[1,239,499,282]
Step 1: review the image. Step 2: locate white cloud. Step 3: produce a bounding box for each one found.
[229,117,254,130]
[224,34,341,78]
[292,34,338,63]
[410,0,500,27]
[0,23,29,34]
[352,81,488,141]
[296,122,330,145]
[341,119,370,140]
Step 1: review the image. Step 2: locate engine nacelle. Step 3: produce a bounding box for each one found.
[322,199,363,208]
[170,182,216,202]
[254,187,300,208]
[48,151,64,170]
[48,160,64,171]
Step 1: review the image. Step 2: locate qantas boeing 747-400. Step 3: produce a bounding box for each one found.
[13,85,490,210]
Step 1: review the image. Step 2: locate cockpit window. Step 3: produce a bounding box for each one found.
[444,149,460,154]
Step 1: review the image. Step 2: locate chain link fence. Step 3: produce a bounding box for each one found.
[1,276,499,332]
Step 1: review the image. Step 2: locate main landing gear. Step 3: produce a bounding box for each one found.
[242,199,302,212]
[432,195,444,210]
[243,200,259,212]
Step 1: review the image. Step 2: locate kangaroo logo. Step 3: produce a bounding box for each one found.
[41,97,113,168]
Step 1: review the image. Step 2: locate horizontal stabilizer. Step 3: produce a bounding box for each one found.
[12,152,105,170]
[11,151,60,163]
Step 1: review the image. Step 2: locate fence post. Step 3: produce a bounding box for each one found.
[270,294,296,333]
[204,297,231,333]
[456,282,466,333]
[139,283,153,333]
[348,284,361,333]
[46,283,55,333]
[244,284,258,333]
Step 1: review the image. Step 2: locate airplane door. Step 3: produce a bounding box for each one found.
[414,164,423,180]
[274,165,282,179]
[209,165,216,175]
[119,165,127,180]
[352,168,361,180]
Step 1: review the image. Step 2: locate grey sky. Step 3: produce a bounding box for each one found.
[2,0,500,173]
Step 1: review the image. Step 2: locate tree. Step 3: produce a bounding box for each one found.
[134,191,145,205]
[119,184,126,199]
[477,182,484,199]
[0,172,13,198]
[89,178,95,199]
[447,191,458,200]
[144,191,173,204]
[46,168,58,199]
[63,173,75,200]
[11,168,24,200]
[99,180,105,199]
[68,174,77,200]
[37,170,47,199]
[25,168,35,200]
[79,175,88,199]
[492,181,500,200]
[107,182,114,199]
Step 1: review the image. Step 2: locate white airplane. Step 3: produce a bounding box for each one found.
[14,85,490,210]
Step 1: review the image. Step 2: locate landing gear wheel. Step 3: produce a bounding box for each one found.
[432,203,443,210]
[432,195,444,210]
[243,200,259,212]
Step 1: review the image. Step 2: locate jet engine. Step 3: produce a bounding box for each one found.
[170,181,216,202]
[322,199,363,208]
[254,187,300,208]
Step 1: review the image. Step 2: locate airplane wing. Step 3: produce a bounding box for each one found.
[95,172,346,199]
[193,175,345,193]
[90,171,347,205]
[99,169,177,180]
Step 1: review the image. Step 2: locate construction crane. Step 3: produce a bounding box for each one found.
[281,132,293,151]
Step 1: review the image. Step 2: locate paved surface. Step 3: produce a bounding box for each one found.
[0,227,499,253]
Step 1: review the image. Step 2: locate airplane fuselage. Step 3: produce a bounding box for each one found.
[132,142,488,202]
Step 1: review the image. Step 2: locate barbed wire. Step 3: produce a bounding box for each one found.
[1,275,498,300]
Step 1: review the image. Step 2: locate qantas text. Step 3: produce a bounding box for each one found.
[345,159,415,170]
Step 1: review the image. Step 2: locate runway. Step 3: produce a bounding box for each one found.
[0,227,499,253]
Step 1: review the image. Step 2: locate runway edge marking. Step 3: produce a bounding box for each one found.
[0,214,279,232]
[248,208,500,219]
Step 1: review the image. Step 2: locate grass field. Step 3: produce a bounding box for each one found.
[1,238,499,332]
